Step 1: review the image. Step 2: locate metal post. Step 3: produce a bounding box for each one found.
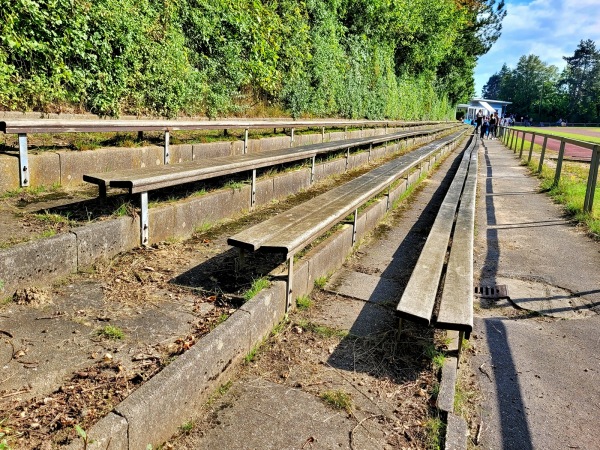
[322,126,325,143]
[344,126,348,139]
[18,134,29,187]
[583,145,599,213]
[310,155,316,184]
[244,128,249,154]
[286,256,294,311]
[386,185,391,210]
[368,143,372,163]
[290,128,295,147]
[519,131,526,158]
[251,169,256,208]
[164,131,170,164]
[527,133,536,163]
[140,192,149,246]
[345,148,350,171]
[538,136,548,173]
[352,208,358,245]
[553,140,566,187]
[137,131,144,141]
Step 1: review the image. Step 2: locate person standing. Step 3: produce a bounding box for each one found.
[480,115,489,139]
[489,113,497,139]
[476,109,483,134]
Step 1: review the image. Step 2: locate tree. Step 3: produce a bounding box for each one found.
[562,39,600,121]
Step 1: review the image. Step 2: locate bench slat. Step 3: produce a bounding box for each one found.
[396,143,474,325]
[228,131,465,257]
[83,129,445,194]
[436,147,477,334]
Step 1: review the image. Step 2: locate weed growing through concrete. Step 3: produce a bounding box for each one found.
[424,344,445,370]
[313,276,328,289]
[96,325,125,340]
[295,295,313,310]
[244,344,260,364]
[243,277,270,301]
[179,421,194,435]
[424,415,445,450]
[320,390,353,413]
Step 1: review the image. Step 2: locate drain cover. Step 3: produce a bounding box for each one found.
[475,285,509,299]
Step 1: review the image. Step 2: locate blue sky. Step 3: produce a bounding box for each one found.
[473,0,600,97]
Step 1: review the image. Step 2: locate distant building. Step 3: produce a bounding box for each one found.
[456,98,512,123]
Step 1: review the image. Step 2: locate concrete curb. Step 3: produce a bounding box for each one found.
[63,131,465,449]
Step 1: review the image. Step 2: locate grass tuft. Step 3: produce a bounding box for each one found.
[243,277,270,301]
[320,390,353,413]
[96,325,125,340]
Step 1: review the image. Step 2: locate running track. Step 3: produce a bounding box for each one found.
[521,127,600,162]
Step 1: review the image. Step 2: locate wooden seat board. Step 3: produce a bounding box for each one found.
[395,142,475,325]
[436,148,477,334]
[228,131,464,256]
[83,128,448,194]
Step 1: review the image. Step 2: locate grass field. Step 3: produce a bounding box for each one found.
[513,127,600,144]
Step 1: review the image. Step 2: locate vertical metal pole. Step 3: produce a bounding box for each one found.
[584,145,599,213]
[322,126,325,143]
[18,133,29,187]
[352,208,358,245]
[344,126,348,139]
[251,169,256,208]
[509,129,515,150]
[244,128,249,154]
[538,136,548,173]
[345,148,350,171]
[368,143,372,163]
[386,185,391,210]
[137,131,144,141]
[553,140,566,186]
[164,131,170,164]
[286,256,294,311]
[141,192,149,246]
[310,155,316,184]
[290,128,295,147]
[527,133,536,163]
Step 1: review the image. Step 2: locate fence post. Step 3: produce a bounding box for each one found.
[519,131,526,157]
[538,136,548,173]
[583,145,599,213]
[527,133,536,163]
[553,139,566,187]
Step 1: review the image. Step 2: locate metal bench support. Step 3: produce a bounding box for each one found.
[244,129,249,154]
[322,127,325,143]
[290,128,294,147]
[164,131,170,164]
[352,208,358,245]
[286,255,294,311]
[311,156,316,184]
[345,148,350,171]
[251,169,257,207]
[18,134,29,187]
[368,143,372,162]
[141,192,149,246]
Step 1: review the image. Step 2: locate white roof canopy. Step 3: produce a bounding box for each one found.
[478,101,496,114]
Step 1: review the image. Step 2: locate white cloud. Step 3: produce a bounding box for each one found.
[474,0,600,95]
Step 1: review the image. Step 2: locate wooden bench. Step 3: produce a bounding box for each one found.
[396,133,478,354]
[227,129,468,309]
[84,126,454,245]
[1,118,444,188]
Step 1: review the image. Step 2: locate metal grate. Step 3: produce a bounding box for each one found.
[475,285,509,299]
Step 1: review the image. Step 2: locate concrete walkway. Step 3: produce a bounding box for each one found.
[472,138,600,449]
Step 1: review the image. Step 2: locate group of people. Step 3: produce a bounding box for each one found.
[474,109,500,139]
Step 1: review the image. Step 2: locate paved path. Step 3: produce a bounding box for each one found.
[472,138,600,449]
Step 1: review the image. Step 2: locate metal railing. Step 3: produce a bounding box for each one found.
[0,118,446,188]
[500,126,599,213]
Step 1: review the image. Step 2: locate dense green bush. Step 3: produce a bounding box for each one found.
[0,0,504,119]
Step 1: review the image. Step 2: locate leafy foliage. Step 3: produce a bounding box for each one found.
[0,0,505,118]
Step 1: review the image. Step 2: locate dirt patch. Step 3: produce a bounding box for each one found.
[168,289,448,449]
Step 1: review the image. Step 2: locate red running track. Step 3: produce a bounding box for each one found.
[522,127,600,162]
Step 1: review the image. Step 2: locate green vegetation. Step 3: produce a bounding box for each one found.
[1,0,505,118]
[424,415,445,450]
[320,390,353,413]
[243,277,270,302]
[313,276,329,289]
[425,344,446,370]
[96,325,125,340]
[179,421,194,435]
[296,295,313,310]
[483,39,600,123]
[515,128,600,144]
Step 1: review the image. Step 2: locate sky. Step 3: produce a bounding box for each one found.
[473,0,600,97]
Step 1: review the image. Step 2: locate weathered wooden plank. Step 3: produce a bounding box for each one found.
[84,127,452,194]
[228,131,465,257]
[436,145,477,334]
[395,141,474,325]
[1,119,445,134]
